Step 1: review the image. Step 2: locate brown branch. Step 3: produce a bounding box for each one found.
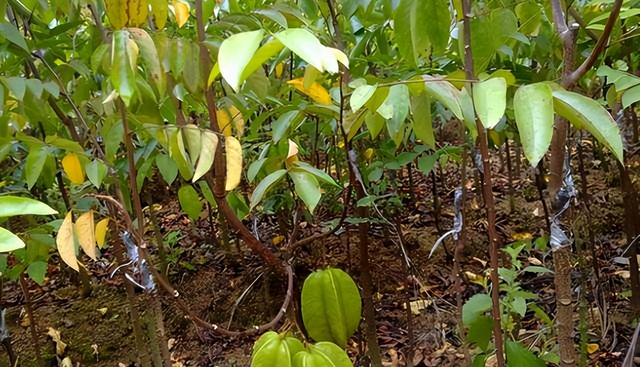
[567,0,623,87]
[461,1,505,366]
[568,7,599,42]
[551,0,572,45]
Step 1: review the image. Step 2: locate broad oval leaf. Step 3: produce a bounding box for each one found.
[411,92,434,148]
[422,75,463,119]
[287,79,331,105]
[225,136,243,191]
[149,0,169,29]
[219,30,265,92]
[0,227,26,253]
[170,129,193,180]
[272,110,300,144]
[505,340,546,367]
[86,160,107,189]
[111,30,137,106]
[0,196,58,217]
[76,211,97,260]
[62,153,85,184]
[129,28,166,97]
[57,212,79,272]
[514,83,554,166]
[182,125,202,164]
[552,90,624,162]
[172,0,190,28]
[251,331,304,367]
[26,147,47,189]
[178,185,202,221]
[156,154,179,184]
[104,0,128,29]
[274,29,336,73]
[462,293,492,326]
[250,169,287,210]
[127,0,149,27]
[473,77,506,129]
[301,268,362,348]
[288,169,321,213]
[292,342,353,367]
[350,85,377,113]
[192,131,218,182]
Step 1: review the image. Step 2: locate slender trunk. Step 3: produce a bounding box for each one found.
[396,215,414,367]
[504,138,515,213]
[617,161,640,315]
[19,275,44,367]
[461,1,504,365]
[455,148,470,365]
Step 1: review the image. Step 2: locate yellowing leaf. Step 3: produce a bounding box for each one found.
[587,343,599,354]
[275,63,284,78]
[272,235,285,245]
[62,153,85,184]
[446,69,466,90]
[218,106,244,138]
[286,139,299,167]
[104,0,128,30]
[76,211,97,261]
[364,148,374,162]
[182,125,202,164]
[193,130,218,182]
[95,218,109,249]
[287,78,332,105]
[172,0,190,28]
[225,136,242,191]
[149,0,168,29]
[127,0,149,27]
[326,47,349,68]
[57,212,78,272]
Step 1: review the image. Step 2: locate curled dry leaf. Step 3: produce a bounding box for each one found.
[56,212,78,271]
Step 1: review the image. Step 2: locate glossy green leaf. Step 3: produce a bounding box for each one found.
[129,28,166,97]
[0,227,26,253]
[423,75,463,119]
[462,293,492,325]
[219,30,265,92]
[156,154,179,184]
[86,160,108,189]
[394,0,429,67]
[274,28,339,74]
[473,77,506,129]
[622,84,640,109]
[25,147,47,189]
[505,340,546,367]
[110,30,137,106]
[251,331,304,367]
[178,185,202,221]
[272,110,300,144]
[350,85,377,113]
[0,196,58,217]
[462,9,518,74]
[411,92,434,148]
[513,83,554,167]
[250,169,287,211]
[0,23,29,52]
[292,342,353,367]
[241,39,285,81]
[289,169,321,213]
[378,84,410,142]
[291,161,339,186]
[552,90,624,162]
[467,315,494,351]
[301,268,361,348]
[515,1,541,36]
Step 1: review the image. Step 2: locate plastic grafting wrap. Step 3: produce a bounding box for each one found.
[112,231,156,293]
[0,308,9,342]
[549,152,577,251]
[429,187,463,258]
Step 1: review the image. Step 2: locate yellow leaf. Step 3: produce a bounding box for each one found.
[95,218,110,249]
[225,136,242,191]
[285,139,299,167]
[364,148,374,162]
[325,47,349,68]
[172,0,190,28]
[57,212,78,272]
[76,211,97,261]
[127,0,149,27]
[128,38,139,72]
[104,0,128,30]
[287,78,332,105]
[149,0,168,29]
[272,235,285,245]
[275,63,284,78]
[62,153,85,184]
[587,343,599,354]
[47,327,68,356]
[446,69,466,90]
[218,106,244,138]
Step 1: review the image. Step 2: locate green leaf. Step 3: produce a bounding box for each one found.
[251,331,304,367]
[227,191,250,220]
[0,23,29,52]
[462,293,492,325]
[110,30,137,106]
[27,261,48,284]
[301,268,362,348]
[552,90,624,162]
[129,28,166,97]
[25,147,47,189]
[417,154,438,176]
[182,125,202,164]
[86,160,108,189]
[0,227,26,253]
[219,30,265,92]
[241,39,285,81]
[394,0,429,67]
[288,169,321,213]
[462,9,518,74]
[250,169,287,210]
[293,342,354,367]
[274,28,338,74]
[25,79,43,99]
[512,296,527,317]
[365,111,385,139]
[272,110,300,144]
[423,75,463,119]
[473,77,506,129]
[5,76,26,101]
[467,315,494,351]
[156,154,179,184]
[193,131,218,182]
[350,85,377,113]
[522,266,552,273]
[170,129,193,180]
[291,161,339,186]
[103,120,124,161]
[622,84,640,109]
[411,92,434,148]
[178,185,202,221]
[0,196,58,217]
[515,1,542,36]
[513,83,554,167]
[505,340,546,367]
[379,84,410,142]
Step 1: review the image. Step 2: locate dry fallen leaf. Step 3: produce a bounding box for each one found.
[48,327,68,355]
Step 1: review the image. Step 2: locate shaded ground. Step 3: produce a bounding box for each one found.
[2,143,638,366]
